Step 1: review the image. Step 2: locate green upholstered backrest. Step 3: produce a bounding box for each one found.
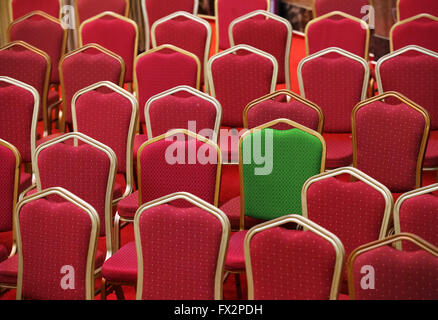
[241,128,324,221]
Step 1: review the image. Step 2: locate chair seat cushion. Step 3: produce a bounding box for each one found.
[19,172,32,195]
[113,182,123,200]
[424,130,438,168]
[47,90,60,106]
[101,241,137,283]
[133,134,148,162]
[117,191,139,220]
[324,133,353,168]
[225,230,248,271]
[219,197,265,230]
[0,245,8,263]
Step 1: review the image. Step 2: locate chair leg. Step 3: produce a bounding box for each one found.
[114,214,121,251]
[234,273,242,300]
[114,285,125,300]
[101,278,107,300]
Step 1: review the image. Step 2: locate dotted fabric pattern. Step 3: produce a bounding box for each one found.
[138,203,223,300]
[425,130,438,167]
[323,133,353,168]
[102,241,137,283]
[219,196,265,231]
[354,101,425,193]
[250,228,337,300]
[76,0,127,24]
[0,145,16,232]
[353,245,438,300]
[11,0,60,20]
[392,17,438,53]
[398,0,438,20]
[314,0,370,18]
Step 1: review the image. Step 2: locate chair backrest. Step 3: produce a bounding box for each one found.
[59,43,125,131]
[245,214,344,300]
[376,46,438,130]
[348,233,438,300]
[72,81,137,201]
[313,0,372,19]
[397,0,438,21]
[0,76,39,164]
[34,132,117,257]
[215,0,269,51]
[9,0,62,21]
[352,92,430,193]
[15,187,99,300]
[0,139,20,233]
[142,0,198,50]
[137,129,221,207]
[207,44,277,128]
[390,14,438,53]
[298,47,369,133]
[135,192,229,300]
[229,10,292,88]
[302,167,393,263]
[244,89,323,133]
[305,11,370,60]
[79,11,138,83]
[394,184,438,250]
[75,0,129,24]
[135,45,200,124]
[8,11,67,84]
[145,85,221,143]
[151,11,211,86]
[239,119,325,228]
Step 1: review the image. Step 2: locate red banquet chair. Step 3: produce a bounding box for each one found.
[215,0,269,52]
[75,0,129,25]
[298,47,370,169]
[134,192,230,300]
[390,14,438,53]
[9,0,62,21]
[313,0,372,19]
[71,81,138,204]
[352,92,430,194]
[302,167,393,293]
[59,44,125,133]
[376,46,438,169]
[0,41,50,137]
[141,0,198,50]
[79,11,138,85]
[305,11,370,60]
[397,0,438,21]
[14,187,99,300]
[134,44,200,130]
[243,90,324,133]
[245,214,345,300]
[151,11,211,89]
[348,233,438,300]
[229,10,292,89]
[393,184,438,250]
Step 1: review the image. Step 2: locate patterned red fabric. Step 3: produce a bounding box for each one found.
[216,0,269,50]
[354,101,426,192]
[116,191,138,219]
[300,51,366,133]
[307,14,368,59]
[153,15,208,83]
[0,255,18,285]
[11,0,60,20]
[231,15,289,84]
[101,241,137,283]
[19,172,32,195]
[0,83,36,163]
[352,245,438,299]
[225,230,248,271]
[137,203,223,300]
[314,0,370,18]
[324,133,353,168]
[143,0,195,48]
[246,98,320,131]
[392,17,438,53]
[81,14,137,82]
[76,0,127,23]
[219,196,265,231]
[74,89,132,173]
[61,47,123,125]
[37,142,112,236]
[250,228,337,300]
[398,0,438,21]
[211,50,274,127]
[133,134,148,163]
[0,144,17,232]
[9,14,64,83]
[425,130,438,167]
[18,198,94,300]
[148,94,217,138]
[0,245,7,263]
[217,126,244,163]
[398,194,438,250]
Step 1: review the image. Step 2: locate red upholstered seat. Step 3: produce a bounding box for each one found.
[76,0,129,24]
[305,11,369,60]
[219,196,264,231]
[0,245,7,263]
[10,0,61,20]
[391,14,438,53]
[397,0,438,21]
[101,241,137,284]
[19,172,32,195]
[425,130,438,167]
[116,191,138,219]
[324,133,353,168]
[216,0,269,51]
[133,134,148,161]
[313,0,371,18]
[80,12,138,83]
[225,230,248,271]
